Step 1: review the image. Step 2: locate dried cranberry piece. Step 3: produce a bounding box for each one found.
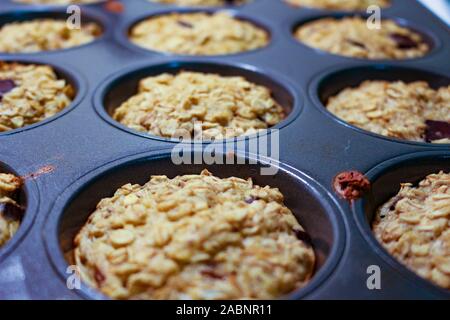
[201,268,225,280]
[94,267,106,285]
[425,120,450,142]
[177,20,194,29]
[347,39,366,49]
[333,171,371,201]
[0,79,16,102]
[390,33,419,49]
[293,229,312,246]
[244,196,255,204]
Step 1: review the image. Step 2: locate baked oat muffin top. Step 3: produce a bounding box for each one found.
[326,81,450,143]
[14,0,103,4]
[113,71,285,140]
[0,19,101,53]
[0,62,75,132]
[286,0,390,11]
[373,172,450,289]
[74,170,315,300]
[0,173,23,247]
[294,17,429,60]
[149,0,248,6]
[129,12,269,55]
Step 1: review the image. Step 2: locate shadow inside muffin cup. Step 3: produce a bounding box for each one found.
[312,65,450,145]
[97,61,298,143]
[0,9,105,54]
[291,14,438,61]
[47,151,344,299]
[354,152,450,296]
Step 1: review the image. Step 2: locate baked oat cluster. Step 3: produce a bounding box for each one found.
[129,12,269,55]
[285,0,390,10]
[149,0,248,6]
[0,62,75,132]
[294,17,429,60]
[74,170,315,300]
[113,71,285,140]
[0,173,23,247]
[373,172,450,289]
[14,0,103,4]
[0,19,101,53]
[326,81,450,143]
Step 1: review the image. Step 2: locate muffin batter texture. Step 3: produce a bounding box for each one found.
[373,172,450,289]
[326,81,450,143]
[129,12,269,55]
[0,19,101,53]
[113,71,285,140]
[74,170,315,299]
[294,17,429,59]
[0,173,22,247]
[0,62,75,132]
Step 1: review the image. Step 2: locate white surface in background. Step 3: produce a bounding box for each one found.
[418,0,450,25]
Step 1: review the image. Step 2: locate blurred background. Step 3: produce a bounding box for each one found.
[419,0,450,25]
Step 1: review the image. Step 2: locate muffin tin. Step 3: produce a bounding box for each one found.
[0,0,448,299]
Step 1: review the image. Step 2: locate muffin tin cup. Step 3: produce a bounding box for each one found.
[0,153,39,264]
[0,0,448,299]
[0,7,110,56]
[94,59,302,144]
[289,12,442,62]
[0,57,88,137]
[7,0,108,6]
[43,149,346,300]
[354,151,450,298]
[141,0,256,9]
[308,63,450,147]
[116,7,274,58]
[282,0,394,13]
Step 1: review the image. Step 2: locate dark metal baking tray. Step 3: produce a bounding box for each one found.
[0,0,448,299]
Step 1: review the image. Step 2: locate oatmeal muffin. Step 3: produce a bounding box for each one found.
[373,172,450,289]
[14,0,103,4]
[74,170,315,300]
[286,0,390,11]
[294,17,429,59]
[129,12,269,55]
[0,62,75,132]
[0,19,101,53]
[326,81,450,143]
[0,173,23,247]
[113,71,285,140]
[148,0,248,6]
